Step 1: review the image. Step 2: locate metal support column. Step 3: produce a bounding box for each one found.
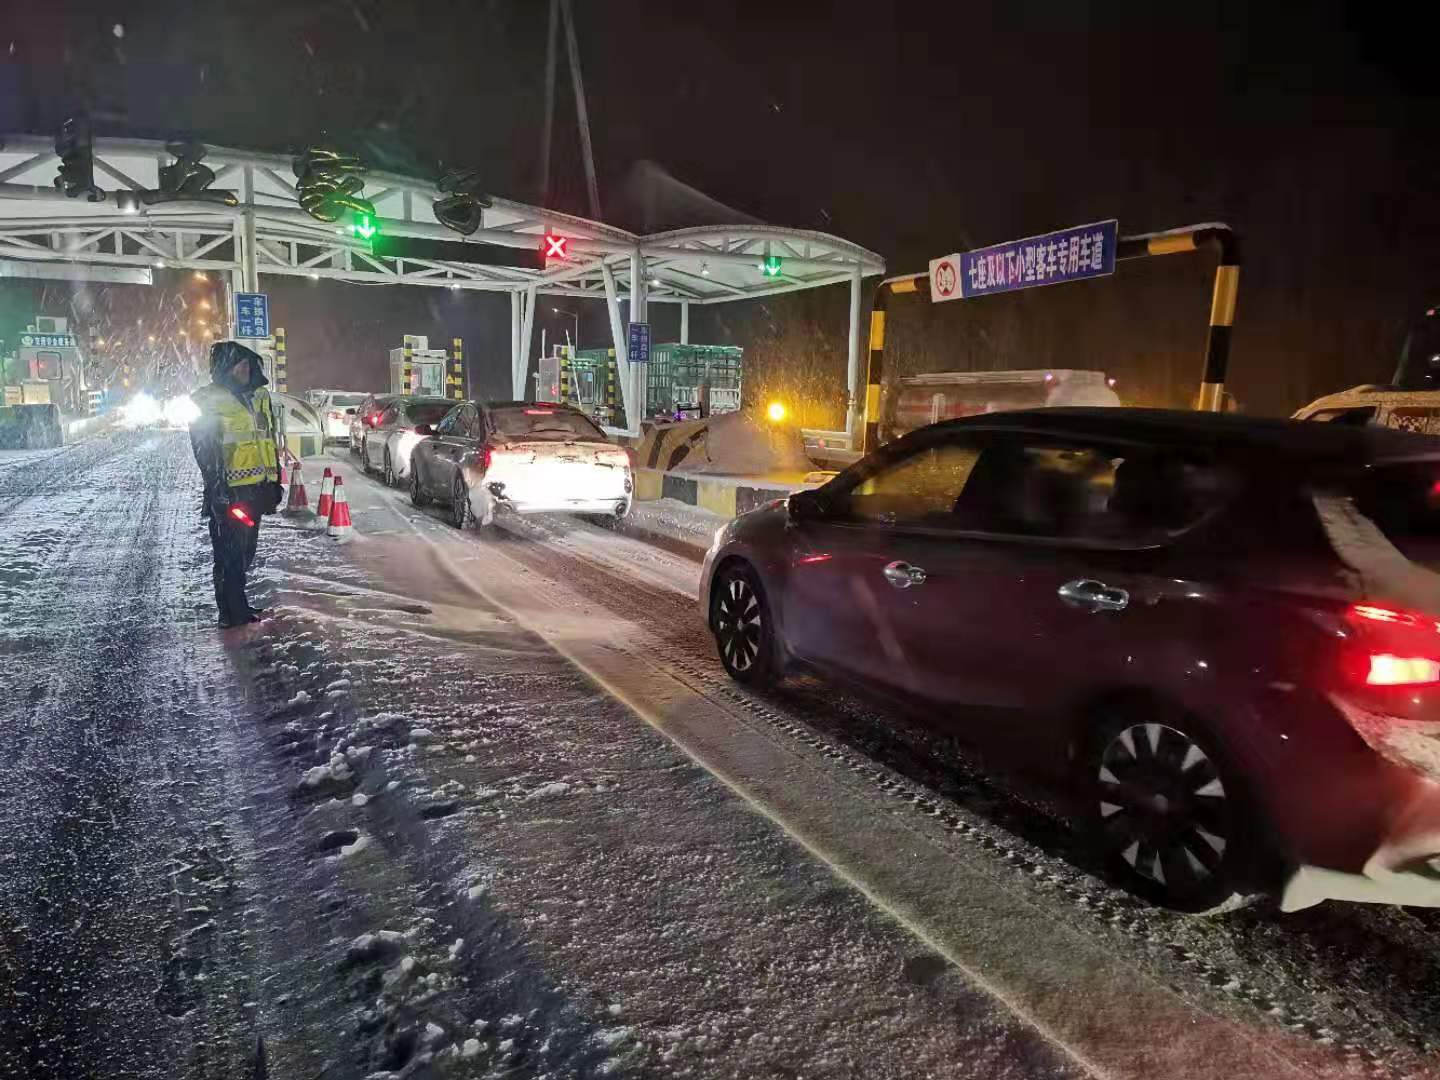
[845,264,862,447]
[510,291,522,398]
[600,260,633,427]
[518,286,537,399]
[628,250,648,434]
[680,300,690,345]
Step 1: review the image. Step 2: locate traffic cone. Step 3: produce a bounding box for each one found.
[327,475,354,540]
[316,466,334,519]
[283,461,311,516]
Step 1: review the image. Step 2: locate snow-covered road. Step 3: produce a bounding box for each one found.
[4,430,1440,1079]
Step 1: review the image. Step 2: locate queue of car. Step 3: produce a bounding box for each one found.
[307,381,1440,917]
[338,391,635,530]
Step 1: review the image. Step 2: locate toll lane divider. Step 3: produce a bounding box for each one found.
[632,467,810,520]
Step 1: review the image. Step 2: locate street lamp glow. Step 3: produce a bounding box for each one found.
[766,400,787,423]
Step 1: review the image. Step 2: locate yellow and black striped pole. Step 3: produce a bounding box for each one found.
[273,326,287,394]
[1118,225,1240,412]
[450,337,464,400]
[402,338,414,393]
[860,274,926,455]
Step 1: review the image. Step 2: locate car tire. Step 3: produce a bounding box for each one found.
[362,440,377,475]
[383,450,396,488]
[410,463,429,507]
[709,561,785,688]
[1080,704,1270,914]
[450,475,473,530]
[349,436,359,457]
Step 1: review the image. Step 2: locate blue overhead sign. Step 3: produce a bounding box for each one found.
[929,219,1118,302]
[628,321,651,364]
[234,292,270,338]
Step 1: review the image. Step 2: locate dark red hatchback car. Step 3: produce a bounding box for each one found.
[701,409,1440,912]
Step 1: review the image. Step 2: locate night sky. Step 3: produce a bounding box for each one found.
[3,1,1437,415]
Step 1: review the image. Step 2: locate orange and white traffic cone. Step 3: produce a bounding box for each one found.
[283,461,311,516]
[327,475,354,541]
[316,466,335,519]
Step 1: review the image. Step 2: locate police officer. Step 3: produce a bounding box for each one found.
[189,340,283,628]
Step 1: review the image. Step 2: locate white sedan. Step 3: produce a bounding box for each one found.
[362,396,455,486]
[408,401,633,529]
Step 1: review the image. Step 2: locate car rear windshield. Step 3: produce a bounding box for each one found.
[489,406,604,440]
[405,402,453,425]
[1343,462,1440,557]
[331,393,367,407]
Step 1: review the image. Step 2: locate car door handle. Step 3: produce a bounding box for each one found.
[1058,578,1129,613]
[883,561,928,589]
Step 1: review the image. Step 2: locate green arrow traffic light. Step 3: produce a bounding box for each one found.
[352,212,378,241]
[762,255,783,278]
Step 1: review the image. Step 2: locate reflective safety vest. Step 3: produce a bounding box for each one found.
[193,383,280,488]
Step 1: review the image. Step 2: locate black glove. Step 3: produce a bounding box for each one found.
[258,480,283,516]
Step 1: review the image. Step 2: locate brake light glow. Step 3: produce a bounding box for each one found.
[524,408,555,415]
[1367,654,1440,686]
[1345,603,1440,686]
[1352,604,1425,627]
[481,445,492,470]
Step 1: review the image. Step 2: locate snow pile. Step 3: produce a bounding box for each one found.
[649,411,812,476]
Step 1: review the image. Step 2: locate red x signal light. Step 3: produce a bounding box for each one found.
[543,233,568,259]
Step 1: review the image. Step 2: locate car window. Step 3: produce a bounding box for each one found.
[829,434,1231,542]
[381,404,401,426]
[838,441,983,526]
[1307,407,1378,426]
[1340,462,1440,560]
[952,440,1232,542]
[459,405,481,439]
[434,406,462,436]
[331,393,367,407]
[488,405,605,440]
[406,401,454,426]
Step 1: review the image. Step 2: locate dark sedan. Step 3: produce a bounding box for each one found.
[700,408,1440,913]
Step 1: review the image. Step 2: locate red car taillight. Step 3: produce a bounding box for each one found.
[365,412,382,427]
[328,410,344,420]
[1346,603,1440,687]
[481,445,493,470]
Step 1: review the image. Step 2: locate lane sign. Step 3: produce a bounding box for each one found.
[628,321,651,364]
[930,219,1118,302]
[234,292,270,338]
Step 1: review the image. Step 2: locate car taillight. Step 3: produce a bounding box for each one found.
[1346,603,1440,686]
[481,445,492,470]
[366,412,382,426]
[1366,655,1440,686]
[329,410,343,420]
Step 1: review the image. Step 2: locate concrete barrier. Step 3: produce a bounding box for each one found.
[633,467,810,519]
[0,404,63,449]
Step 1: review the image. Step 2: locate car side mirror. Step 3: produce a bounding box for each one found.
[345,407,357,416]
[414,424,435,437]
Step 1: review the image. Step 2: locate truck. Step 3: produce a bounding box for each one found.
[882,368,1121,442]
[0,315,91,447]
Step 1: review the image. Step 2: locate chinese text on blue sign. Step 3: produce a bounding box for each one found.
[234,292,270,338]
[928,220,1118,303]
[627,322,651,365]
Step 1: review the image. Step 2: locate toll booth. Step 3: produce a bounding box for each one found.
[9,315,89,417]
[389,334,448,397]
[539,343,743,428]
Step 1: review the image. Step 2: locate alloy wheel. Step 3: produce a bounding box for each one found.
[451,477,471,529]
[1095,721,1234,897]
[714,573,763,674]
